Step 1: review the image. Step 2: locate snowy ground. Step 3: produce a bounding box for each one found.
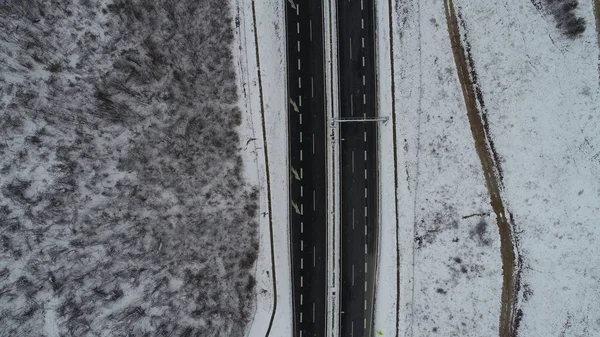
[455,1,600,335]
[234,0,293,336]
[388,1,502,335]
[374,0,600,336]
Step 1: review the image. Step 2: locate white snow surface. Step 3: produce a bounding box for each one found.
[374,0,600,336]
[455,1,600,335]
[385,1,501,335]
[234,0,293,336]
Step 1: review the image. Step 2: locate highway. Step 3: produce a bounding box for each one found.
[286,0,327,336]
[337,0,379,336]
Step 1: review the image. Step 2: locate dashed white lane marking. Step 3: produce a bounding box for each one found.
[352,151,355,172]
[300,184,303,197]
[300,312,303,323]
[313,190,316,210]
[300,131,303,143]
[301,258,304,269]
[365,263,368,273]
[364,168,367,179]
[298,59,301,70]
[352,264,355,286]
[365,243,367,254]
[299,113,303,125]
[301,276,303,287]
[351,322,354,337]
[362,75,365,86]
[364,150,367,160]
[300,330,303,337]
[296,4,299,15]
[312,302,315,323]
[301,221,304,232]
[365,206,368,217]
[309,19,313,41]
[311,77,314,97]
[313,246,316,266]
[349,37,352,59]
[300,149,303,161]
[364,187,367,198]
[362,56,365,67]
[312,133,315,154]
[363,93,366,105]
[301,239,303,251]
[363,131,367,141]
[301,294,303,305]
[297,40,300,52]
[350,94,354,115]
[364,318,366,329]
[361,18,364,29]
[361,37,364,48]
[364,299,367,310]
[352,208,355,229]
[297,22,300,34]
[364,224,367,236]
[361,0,364,10]
[300,167,303,179]
[298,76,302,88]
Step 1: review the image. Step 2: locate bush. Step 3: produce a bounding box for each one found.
[545,0,586,38]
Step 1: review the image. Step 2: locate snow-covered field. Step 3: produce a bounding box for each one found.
[384,1,502,335]
[375,0,600,336]
[454,1,600,335]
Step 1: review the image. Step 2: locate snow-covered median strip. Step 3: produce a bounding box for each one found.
[323,0,340,335]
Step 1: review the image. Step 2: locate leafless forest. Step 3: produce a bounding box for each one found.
[0,0,258,336]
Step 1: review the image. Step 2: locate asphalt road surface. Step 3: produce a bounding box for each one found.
[337,0,379,336]
[286,0,327,336]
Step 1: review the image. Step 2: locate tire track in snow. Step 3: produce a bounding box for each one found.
[384,0,401,336]
[594,0,600,86]
[443,1,522,336]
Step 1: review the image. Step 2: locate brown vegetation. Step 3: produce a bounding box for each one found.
[443,1,521,336]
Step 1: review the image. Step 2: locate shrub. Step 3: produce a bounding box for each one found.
[545,0,586,38]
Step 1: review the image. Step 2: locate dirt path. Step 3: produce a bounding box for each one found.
[443,1,521,336]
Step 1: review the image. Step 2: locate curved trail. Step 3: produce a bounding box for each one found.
[443,1,521,336]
